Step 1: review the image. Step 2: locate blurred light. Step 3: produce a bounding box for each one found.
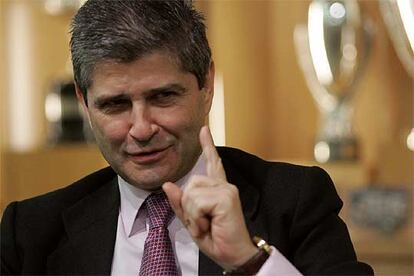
[44,0,83,16]
[45,93,62,123]
[7,3,35,151]
[308,2,333,85]
[407,128,414,151]
[329,2,346,19]
[209,72,226,146]
[314,141,330,163]
[44,0,65,15]
[397,0,414,54]
[343,44,357,61]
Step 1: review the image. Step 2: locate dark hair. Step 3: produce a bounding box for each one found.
[70,0,211,99]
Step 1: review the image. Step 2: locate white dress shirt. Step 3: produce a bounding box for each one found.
[110,154,301,276]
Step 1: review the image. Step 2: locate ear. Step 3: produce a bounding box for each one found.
[75,82,91,124]
[203,61,215,116]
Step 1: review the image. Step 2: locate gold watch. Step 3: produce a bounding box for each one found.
[223,236,272,275]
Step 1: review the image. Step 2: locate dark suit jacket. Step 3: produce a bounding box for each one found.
[1,147,373,275]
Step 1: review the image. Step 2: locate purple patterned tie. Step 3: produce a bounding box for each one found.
[139,192,178,276]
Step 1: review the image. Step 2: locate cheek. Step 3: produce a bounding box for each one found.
[157,107,204,137]
[91,115,129,143]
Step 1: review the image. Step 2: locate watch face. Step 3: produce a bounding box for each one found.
[253,236,272,254]
[224,237,270,275]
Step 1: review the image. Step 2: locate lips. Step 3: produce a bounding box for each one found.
[126,146,171,164]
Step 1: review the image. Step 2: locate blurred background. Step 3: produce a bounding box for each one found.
[0,0,413,274]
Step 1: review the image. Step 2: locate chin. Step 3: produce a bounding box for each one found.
[123,175,165,191]
[121,167,175,191]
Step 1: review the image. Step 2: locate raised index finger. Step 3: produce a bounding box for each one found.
[199,125,227,181]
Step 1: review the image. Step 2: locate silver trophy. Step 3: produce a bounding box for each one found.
[380,0,414,151]
[294,0,372,163]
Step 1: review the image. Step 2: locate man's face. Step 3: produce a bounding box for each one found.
[78,52,214,191]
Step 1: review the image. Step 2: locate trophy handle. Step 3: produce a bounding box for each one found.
[294,25,338,114]
[380,0,414,77]
[380,0,414,152]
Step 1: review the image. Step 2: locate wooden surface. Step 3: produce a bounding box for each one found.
[0,144,107,212]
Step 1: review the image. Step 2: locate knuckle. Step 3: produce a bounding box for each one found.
[187,175,205,187]
[215,157,223,168]
[186,176,197,188]
[226,183,239,197]
[181,191,191,207]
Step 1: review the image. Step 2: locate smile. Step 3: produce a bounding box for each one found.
[126,146,171,165]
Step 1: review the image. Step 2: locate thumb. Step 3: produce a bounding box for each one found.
[162,182,184,220]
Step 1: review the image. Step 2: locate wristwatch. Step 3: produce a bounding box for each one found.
[223,236,272,275]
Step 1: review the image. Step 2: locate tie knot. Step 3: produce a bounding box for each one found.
[145,192,174,229]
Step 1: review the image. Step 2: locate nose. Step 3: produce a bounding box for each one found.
[128,103,159,143]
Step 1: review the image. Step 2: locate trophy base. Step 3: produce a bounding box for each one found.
[314,138,358,163]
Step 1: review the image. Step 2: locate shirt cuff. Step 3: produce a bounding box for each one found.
[256,246,302,276]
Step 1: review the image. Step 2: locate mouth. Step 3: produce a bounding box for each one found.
[126,146,171,165]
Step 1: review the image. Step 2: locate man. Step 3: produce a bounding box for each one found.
[1,0,373,275]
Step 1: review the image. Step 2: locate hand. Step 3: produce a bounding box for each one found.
[163,126,258,270]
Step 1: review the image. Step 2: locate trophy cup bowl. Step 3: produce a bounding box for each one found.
[294,0,372,163]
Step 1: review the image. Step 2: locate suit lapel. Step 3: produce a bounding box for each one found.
[198,149,267,275]
[225,159,268,241]
[47,177,120,275]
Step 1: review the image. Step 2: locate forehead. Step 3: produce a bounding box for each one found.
[91,52,182,81]
[94,51,182,76]
[88,51,196,94]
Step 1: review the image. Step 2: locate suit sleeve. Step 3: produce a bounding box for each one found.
[1,202,21,275]
[289,166,373,275]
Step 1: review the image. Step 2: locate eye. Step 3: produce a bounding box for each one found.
[97,98,131,113]
[151,91,179,105]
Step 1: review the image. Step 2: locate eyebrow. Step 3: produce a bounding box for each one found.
[145,83,187,95]
[93,83,187,106]
[94,94,129,107]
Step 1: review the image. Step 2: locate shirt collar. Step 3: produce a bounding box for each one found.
[118,153,207,236]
